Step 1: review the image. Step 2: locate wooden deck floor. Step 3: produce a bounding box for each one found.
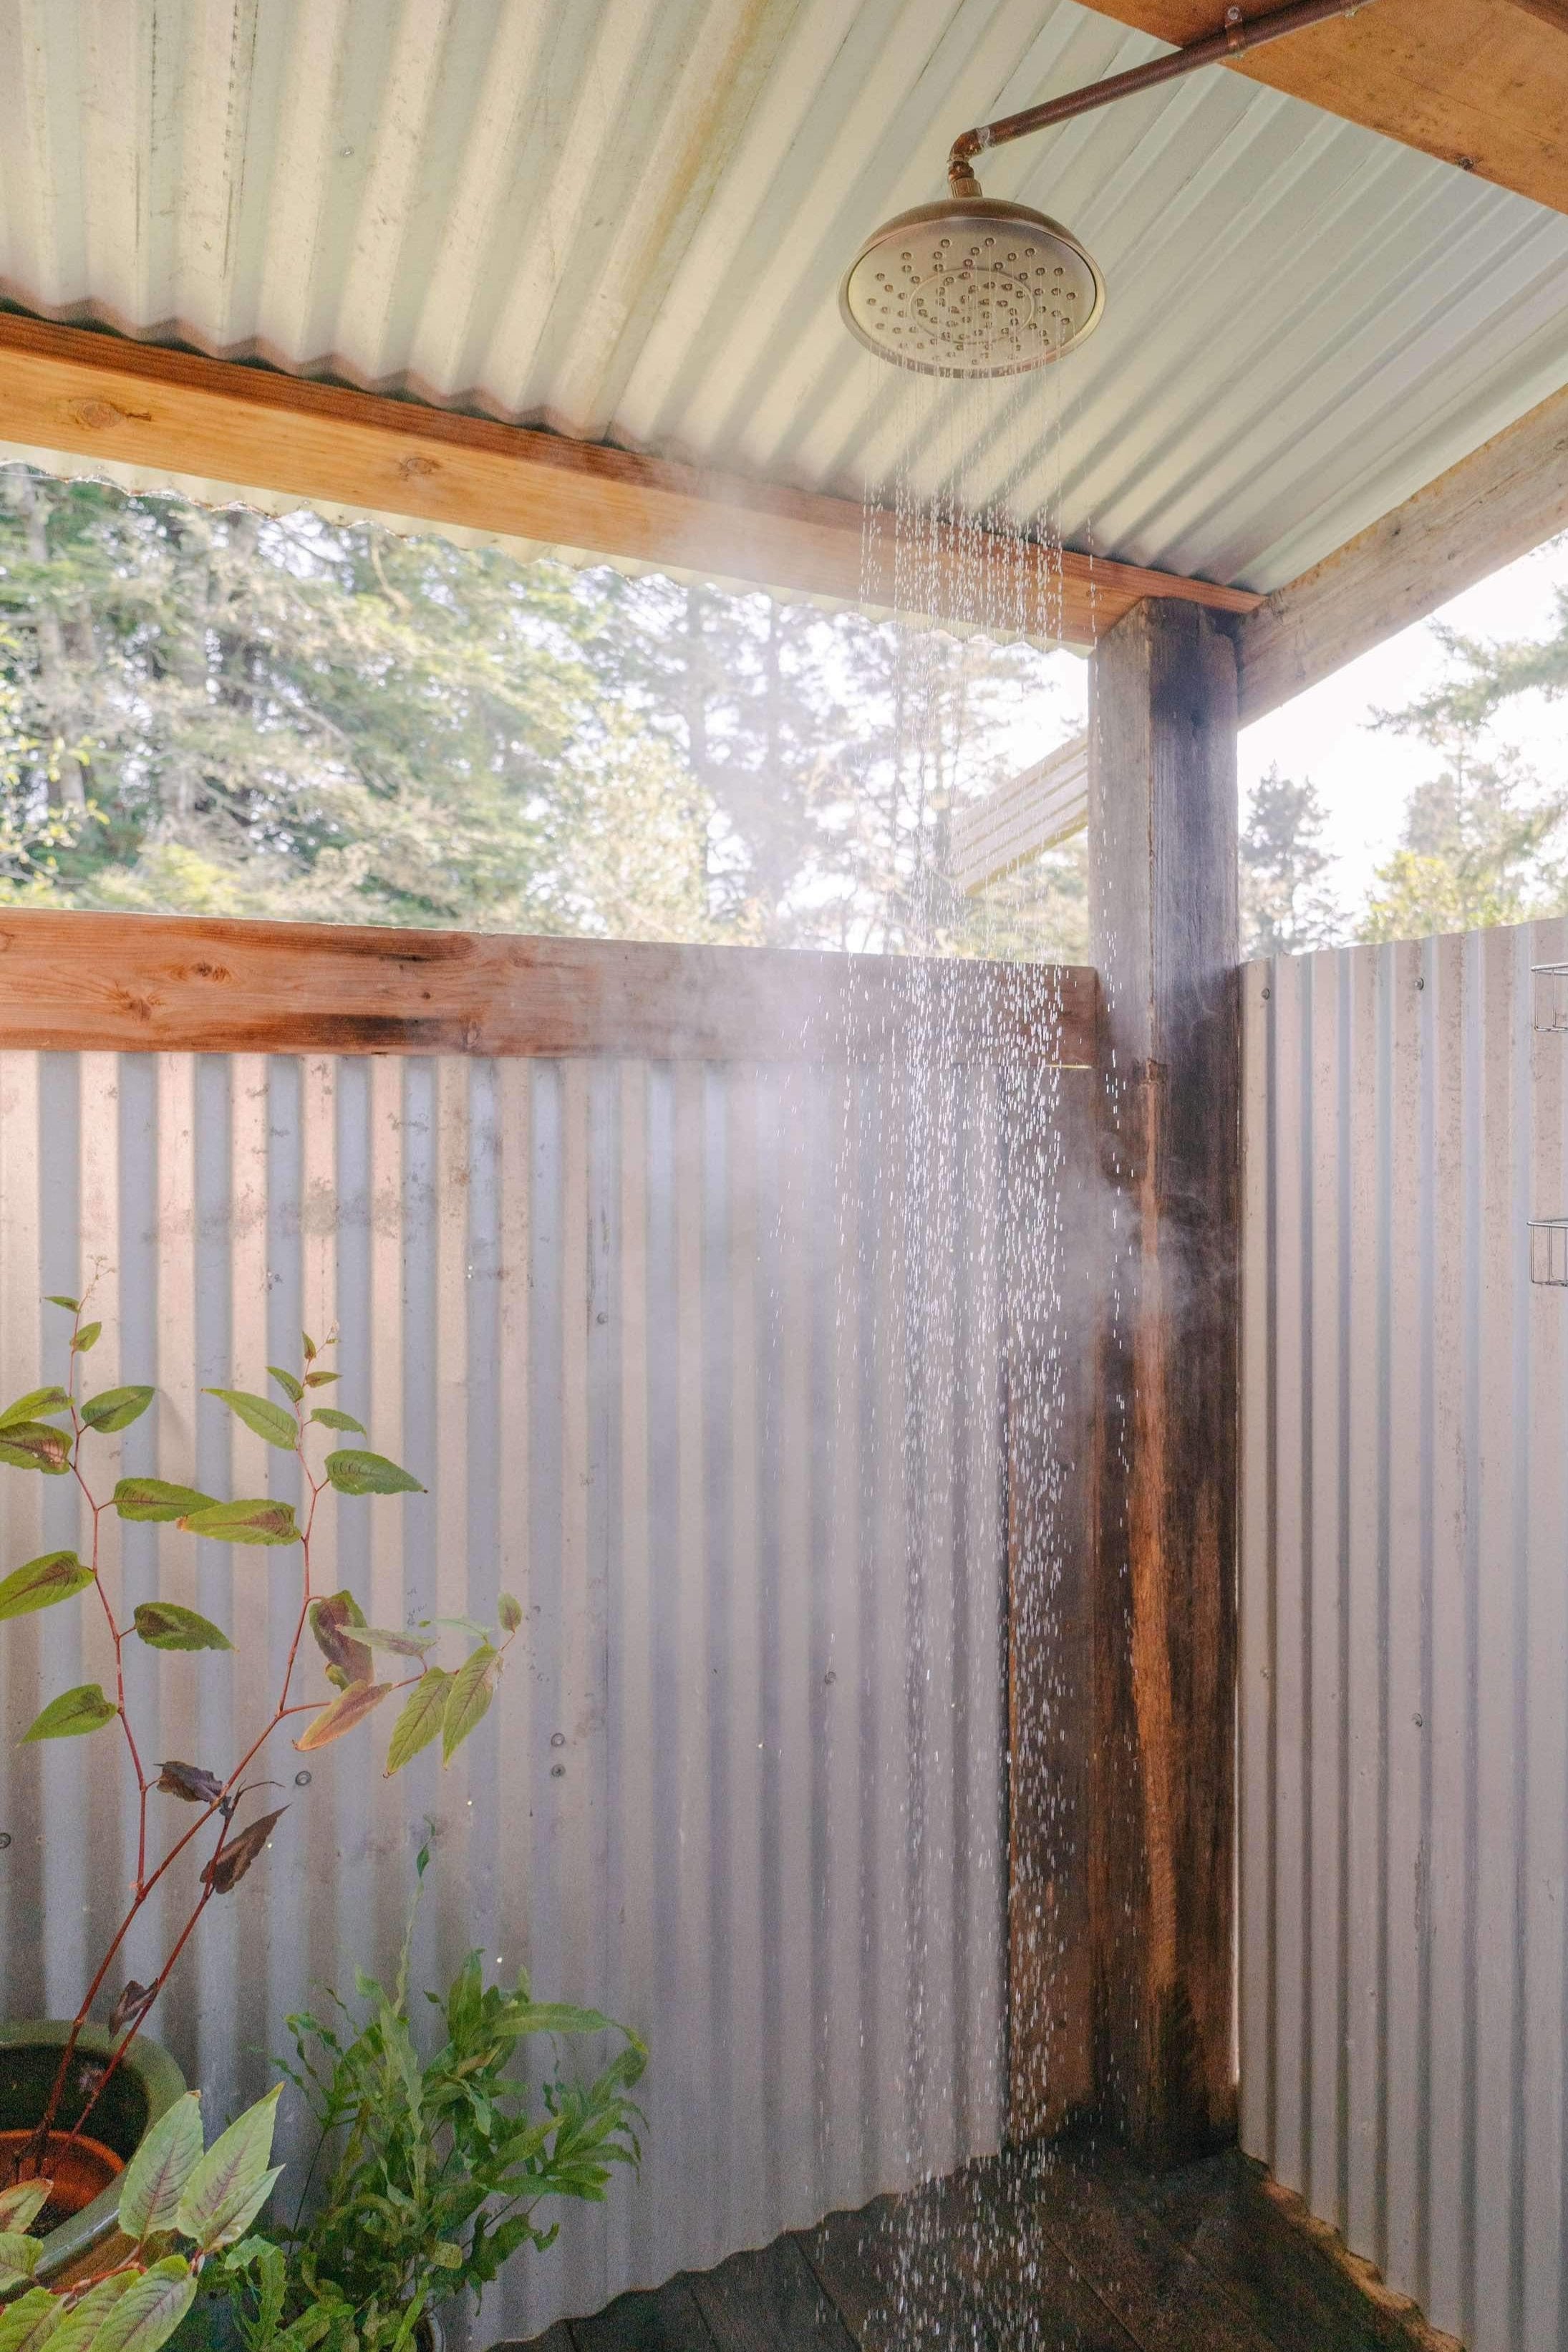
[508,2135,1455,2352]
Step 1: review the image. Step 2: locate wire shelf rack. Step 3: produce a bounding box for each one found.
[1531,1220,1568,1288]
[1533,963,1568,1035]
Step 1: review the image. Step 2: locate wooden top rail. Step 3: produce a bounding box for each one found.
[0,912,1096,1067]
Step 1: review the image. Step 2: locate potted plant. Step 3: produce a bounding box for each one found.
[0,2083,286,2352]
[0,1874,644,2352]
[213,1849,645,2352]
[1,1297,519,2283]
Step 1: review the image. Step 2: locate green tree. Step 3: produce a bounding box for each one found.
[0,463,1078,960]
[1239,766,1343,956]
[1359,602,1568,942]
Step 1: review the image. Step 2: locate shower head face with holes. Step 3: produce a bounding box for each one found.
[840,197,1104,377]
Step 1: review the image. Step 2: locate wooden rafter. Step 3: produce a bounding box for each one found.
[1235,375,1568,723]
[0,312,1257,648]
[1088,0,1568,216]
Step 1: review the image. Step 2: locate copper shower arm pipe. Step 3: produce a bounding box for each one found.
[947,0,1380,191]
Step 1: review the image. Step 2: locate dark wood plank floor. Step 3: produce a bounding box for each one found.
[505,2136,1458,2352]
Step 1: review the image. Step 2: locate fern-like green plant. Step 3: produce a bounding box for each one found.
[216,1854,644,2352]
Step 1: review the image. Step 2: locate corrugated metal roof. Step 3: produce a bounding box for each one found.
[0,0,1566,593]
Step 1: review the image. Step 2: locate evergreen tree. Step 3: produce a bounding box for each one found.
[0,463,1079,960]
[1360,743,1564,942]
[1239,767,1343,956]
[1360,604,1568,942]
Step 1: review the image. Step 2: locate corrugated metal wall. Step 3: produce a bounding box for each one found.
[1240,920,1568,2352]
[0,1043,1015,2340]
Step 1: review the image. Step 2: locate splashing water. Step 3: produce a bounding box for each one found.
[810,342,1095,2343]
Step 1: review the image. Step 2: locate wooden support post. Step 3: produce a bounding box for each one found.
[1088,597,1240,2165]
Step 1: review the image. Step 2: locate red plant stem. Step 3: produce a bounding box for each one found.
[39,1349,431,2158]
[67,1811,236,2134]
[37,1394,330,2149]
[64,1300,153,1886]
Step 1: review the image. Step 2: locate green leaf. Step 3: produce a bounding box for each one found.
[0,1551,92,1621]
[23,1683,117,1741]
[132,1602,232,1654]
[179,1498,299,1547]
[0,1387,72,1428]
[498,2000,627,2040]
[72,1323,101,1354]
[0,2233,40,2290]
[44,1295,79,1314]
[303,1370,338,1389]
[308,1407,364,1435]
[442,1644,498,1765]
[174,2087,282,2252]
[85,2255,195,2352]
[117,2091,205,2242]
[203,1389,296,1450]
[41,2275,136,2352]
[294,1681,392,1753]
[384,1669,452,1775]
[113,1478,217,1524]
[79,1386,155,1435]
[498,1591,523,1636]
[0,2288,62,2352]
[266,1366,304,1404]
[0,1422,71,1475]
[0,2181,49,2233]
[360,1624,433,1660]
[324,1449,422,1497]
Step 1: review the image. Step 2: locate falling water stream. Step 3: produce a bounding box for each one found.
[829,340,1099,2345]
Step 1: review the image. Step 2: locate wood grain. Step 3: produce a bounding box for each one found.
[1236,375,1568,723]
[687,2239,856,2352]
[0,911,1097,1069]
[0,314,1259,647]
[503,2139,1453,2352]
[571,2279,719,2352]
[1138,2148,1462,2351]
[1088,599,1240,2165]
[999,2142,1277,2352]
[1005,1061,1099,2142]
[1088,0,1568,216]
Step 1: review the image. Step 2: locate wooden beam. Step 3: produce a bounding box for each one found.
[0,910,1097,1067]
[951,734,1089,894]
[1088,0,1568,216]
[0,313,1258,646]
[1006,1061,1100,2143]
[1088,597,1240,2165]
[1235,375,1568,723]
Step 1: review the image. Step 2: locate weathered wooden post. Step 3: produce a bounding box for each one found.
[1088,597,1241,2164]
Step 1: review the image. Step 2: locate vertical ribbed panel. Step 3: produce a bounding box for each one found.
[0,1050,1009,2339]
[1241,922,1568,2352]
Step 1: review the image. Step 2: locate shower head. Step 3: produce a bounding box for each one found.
[838,195,1105,378]
[840,0,1379,375]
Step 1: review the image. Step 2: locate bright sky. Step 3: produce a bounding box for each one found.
[1016,534,1568,916]
[1240,536,1568,907]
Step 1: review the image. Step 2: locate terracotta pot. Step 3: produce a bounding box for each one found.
[0,2022,185,2287]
